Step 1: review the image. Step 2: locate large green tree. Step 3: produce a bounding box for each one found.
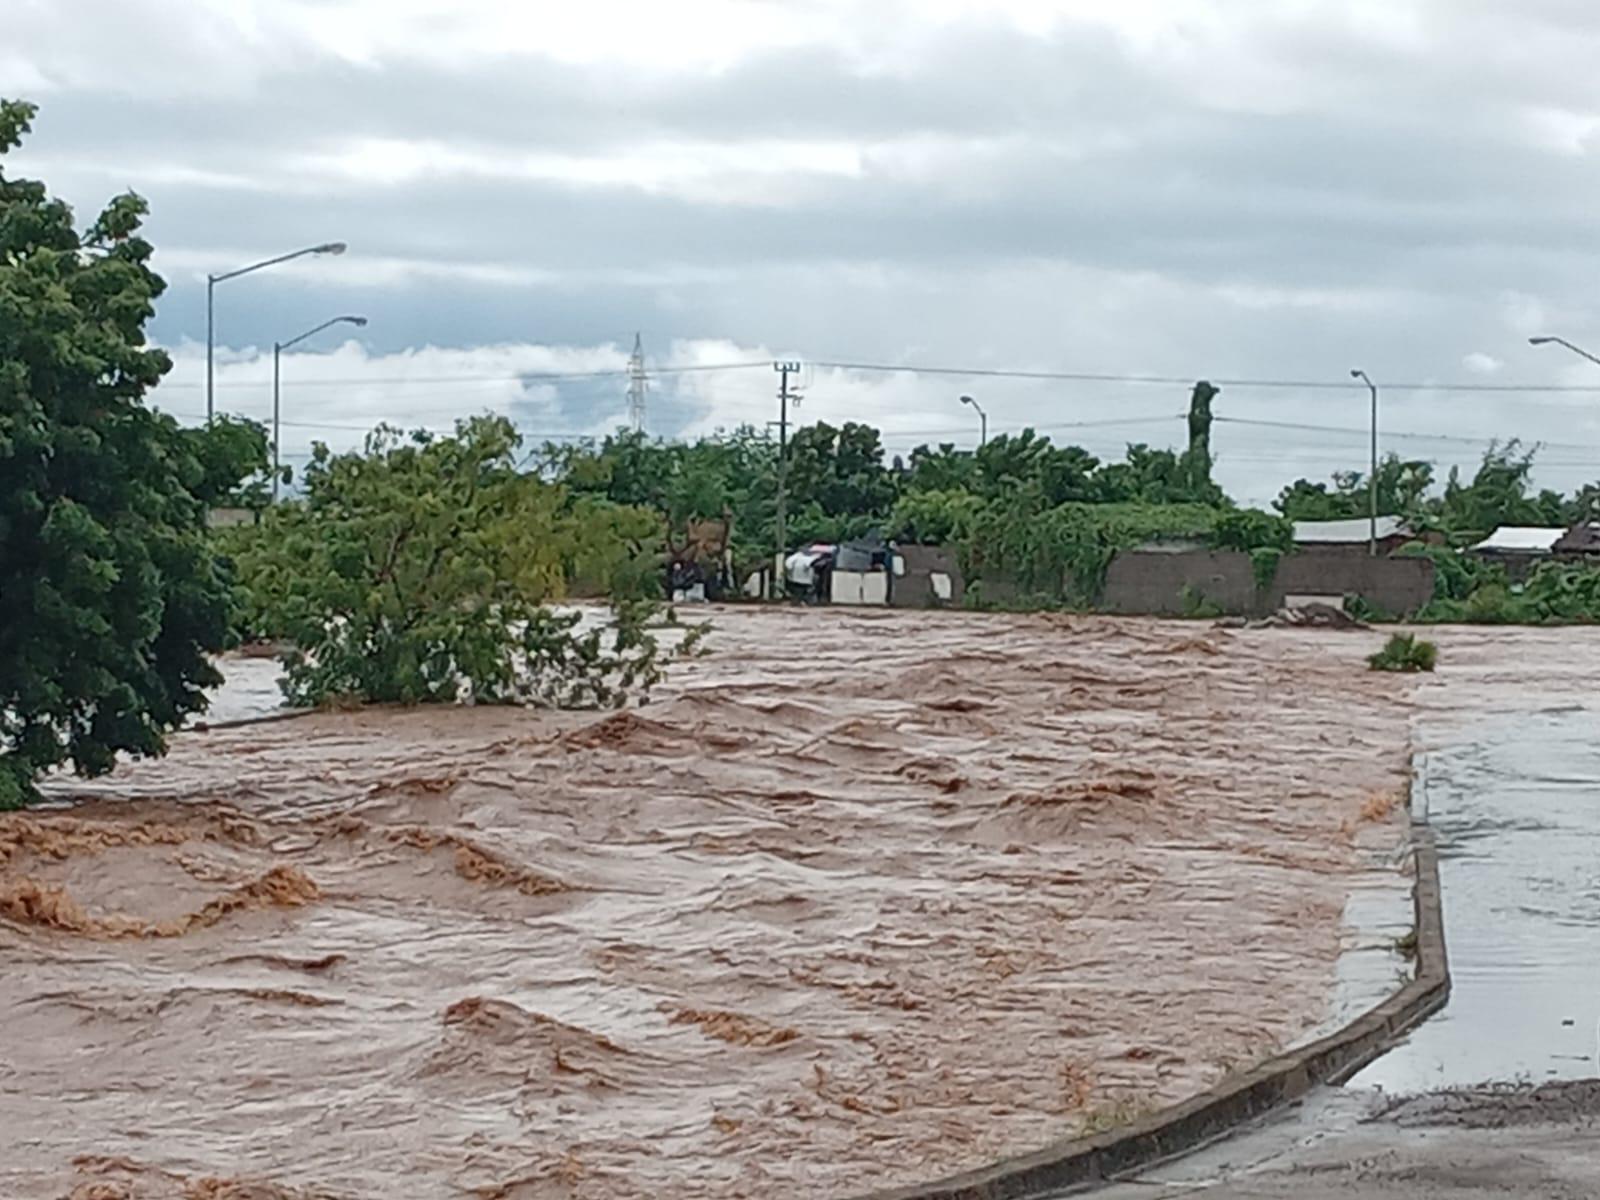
[184,413,273,509]
[546,425,778,575]
[783,420,897,529]
[1276,454,1436,523]
[238,417,663,708]
[0,99,235,807]
[1435,440,1565,539]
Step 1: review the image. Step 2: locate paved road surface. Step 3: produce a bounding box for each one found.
[1094,1082,1600,1199]
[1088,628,1600,1200]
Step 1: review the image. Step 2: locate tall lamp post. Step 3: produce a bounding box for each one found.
[960,393,987,448]
[207,241,347,423]
[1529,335,1600,368]
[1350,369,1379,556]
[273,315,367,501]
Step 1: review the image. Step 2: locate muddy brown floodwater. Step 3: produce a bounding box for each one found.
[2,609,1414,1200]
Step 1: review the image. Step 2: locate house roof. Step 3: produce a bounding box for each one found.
[1554,523,1600,554]
[1292,516,1408,544]
[1469,526,1566,554]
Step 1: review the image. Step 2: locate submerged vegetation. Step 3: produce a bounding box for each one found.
[1368,633,1439,673]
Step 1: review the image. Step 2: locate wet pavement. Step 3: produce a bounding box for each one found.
[1355,634,1600,1090]
[1087,625,1600,1200]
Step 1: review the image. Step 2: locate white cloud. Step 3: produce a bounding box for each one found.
[286,135,867,203]
[15,0,1600,507]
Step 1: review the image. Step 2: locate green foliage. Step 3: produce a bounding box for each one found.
[185,414,273,509]
[903,442,977,494]
[1368,633,1438,673]
[1417,562,1600,626]
[238,417,662,708]
[1,98,238,807]
[1462,583,1519,624]
[1276,454,1435,523]
[549,426,773,576]
[1250,546,1283,592]
[1398,542,1503,605]
[1342,593,1394,624]
[677,620,713,658]
[1519,563,1600,622]
[963,498,1221,602]
[780,501,882,547]
[1092,442,1226,506]
[535,380,1600,631]
[1183,380,1219,495]
[888,488,981,545]
[1435,440,1560,542]
[1279,443,1568,544]
[1209,508,1294,553]
[785,421,897,520]
[1180,584,1226,619]
[560,495,663,600]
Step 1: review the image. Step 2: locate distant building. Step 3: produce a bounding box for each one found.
[206,506,259,529]
[1468,526,1567,581]
[1291,515,1413,556]
[1552,523,1600,556]
[1468,526,1566,556]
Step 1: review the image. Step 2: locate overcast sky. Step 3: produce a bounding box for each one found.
[10,0,1600,505]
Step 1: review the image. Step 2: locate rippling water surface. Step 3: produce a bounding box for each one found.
[3,610,1413,1199]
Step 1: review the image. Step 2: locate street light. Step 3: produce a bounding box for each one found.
[207,241,348,423]
[272,314,367,501]
[1529,335,1600,368]
[1350,369,1379,556]
[960,394,987,448]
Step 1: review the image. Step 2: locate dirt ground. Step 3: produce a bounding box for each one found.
[1,608,1414,1200]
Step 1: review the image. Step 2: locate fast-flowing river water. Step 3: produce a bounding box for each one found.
[3,610,1413,1199]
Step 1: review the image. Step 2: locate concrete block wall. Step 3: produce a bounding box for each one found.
[1101,550,1435,617]
[1270,552,1434,614]
[891,544,965,609]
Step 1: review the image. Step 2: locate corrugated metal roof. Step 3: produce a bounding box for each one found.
[1292,516,1408,544]
[1470,526,1566,553]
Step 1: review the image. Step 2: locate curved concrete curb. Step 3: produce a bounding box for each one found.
[862,823,1450,1200]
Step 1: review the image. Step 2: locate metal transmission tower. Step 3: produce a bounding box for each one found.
[626,332,648,433]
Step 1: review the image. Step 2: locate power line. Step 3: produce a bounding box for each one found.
[879,414,1183,440]
[155,407,602,438]
[152,360,771,391]
[809,359,1600,395]
[166,354,1600,395]
[1215,415,1600,452]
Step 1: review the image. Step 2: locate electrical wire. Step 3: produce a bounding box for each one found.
[156,360,772,391]
[1215,416,1600,453]
[808,359,1600,395]
[171,354,1600,396]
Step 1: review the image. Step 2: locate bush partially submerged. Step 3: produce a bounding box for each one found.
[1368,633,1438,673]
[240,417,666,710]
